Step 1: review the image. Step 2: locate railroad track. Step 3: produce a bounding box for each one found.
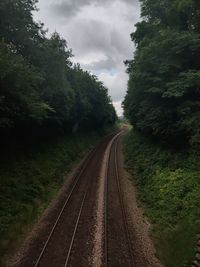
[105,133,135,267]
[34,145,97,267]
[14,130,135,267]
[32,132,119,267]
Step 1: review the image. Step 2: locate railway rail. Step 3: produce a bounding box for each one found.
[14,130,136,267]
[31,132,119,267]
[34,146,96,267]
[104,133,135,267]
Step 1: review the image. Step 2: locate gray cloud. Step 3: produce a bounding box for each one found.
[51,0,90,18]
[69,19,110,52]
[34,0,140,115]
[82,56,119,72]
[110,29,129,54]
[51,0,139,19]
[67,18,128,57]
[99,71,128,102]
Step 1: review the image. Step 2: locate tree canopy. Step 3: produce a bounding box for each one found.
[0,0,116,135]
[123,0,200,146]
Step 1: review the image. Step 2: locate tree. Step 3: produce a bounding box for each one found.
[124,0,200,146]
[0,0,116,134]
[67,65,117,130]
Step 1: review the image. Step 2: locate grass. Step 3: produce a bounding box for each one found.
[0,131,102,266]
[124,130,200,267]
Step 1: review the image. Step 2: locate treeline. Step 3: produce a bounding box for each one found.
[124,1,200,265]
[124,0,200,147]
[0,0,116,139]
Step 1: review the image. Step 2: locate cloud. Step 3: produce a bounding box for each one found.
[81,56,117,71]
[68,19,111,54]
[51,0,140,20]
[34,0,140,116]
[113,101,123,117]
[51,0,109,20]
[110,29,130,54]
[99,71,128,102]
[51,0,90,19]
[67,18,132,64]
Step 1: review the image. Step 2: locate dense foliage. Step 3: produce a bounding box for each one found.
[125,131,200,266]
[0,0,116,136]
[0,1,117,264]
[123,1,200,265]
[123,0,200,146]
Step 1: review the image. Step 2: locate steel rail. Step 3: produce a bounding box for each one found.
[34,131,121,267]
[34,146,97,267]
[64,132,122,267]
[104,132,122,267]
[64,179,89,266]
[105,133,135,267]
[114,136,135,267]
[104,142,109,267]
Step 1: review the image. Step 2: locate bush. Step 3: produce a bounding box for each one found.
[125,130,200,267]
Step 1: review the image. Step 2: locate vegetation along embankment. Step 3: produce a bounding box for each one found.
[123,0,200,266]
[0,0,117,265]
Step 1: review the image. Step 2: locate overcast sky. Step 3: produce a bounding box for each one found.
[33,0,141,116]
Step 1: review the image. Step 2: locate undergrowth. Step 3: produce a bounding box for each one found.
[0,131,101,266]
[125,131,200,267]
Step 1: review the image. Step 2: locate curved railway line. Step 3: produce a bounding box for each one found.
[104,133,135,267]
[32,133,115,267]
[14,130,136,267]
